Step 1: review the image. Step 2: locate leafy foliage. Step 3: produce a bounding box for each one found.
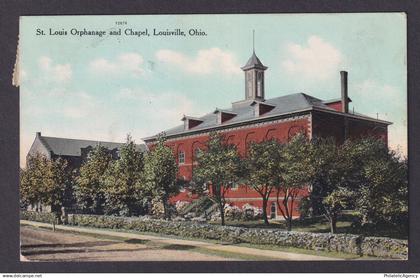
[143,134,179,219]
[244,139,282,225]
[193,132,241,225]
[353,143,408,227]
[75,145,112,214]
[277,133,313,231]
[308,136,408,233]
[102,135,145,216]
[20,153,73,216]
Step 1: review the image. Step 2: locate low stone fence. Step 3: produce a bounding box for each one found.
[20,211,408,259]
[21,211,57,224]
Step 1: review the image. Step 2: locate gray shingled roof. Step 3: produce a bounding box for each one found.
[241,51,267,70]
[145,93,335,139]
[39,136,147,156]
[143,92,391,141]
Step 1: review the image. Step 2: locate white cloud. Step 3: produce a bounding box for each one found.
[282,36,345,81]
[156,48,241,75]
[116,87,204,132]
[352,79,407,156]
[353,80,406,115]
[38,56,72,82]
[89,53,144,77]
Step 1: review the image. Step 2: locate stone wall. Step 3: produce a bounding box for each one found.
[21,212,407,259]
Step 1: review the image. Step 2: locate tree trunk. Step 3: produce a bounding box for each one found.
[219,202,225,226]
[262,198,269,226]
[162,196,168,220]
[330,214,337,234]
[286,217,292,231]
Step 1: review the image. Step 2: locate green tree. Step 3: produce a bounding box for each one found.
[277,133,313,231]
[103,135,145,216]
[308,137,350,233]
[349,140,408,228]
[75,145,112,214]
[193,132,241,226]
[307,137,406,234]
[20,153,49,209]
[20,153,73,219]
[143,134,178,219]
[244,140,282,225]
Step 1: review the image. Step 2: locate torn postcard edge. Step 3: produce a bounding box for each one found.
[12,35,20,87]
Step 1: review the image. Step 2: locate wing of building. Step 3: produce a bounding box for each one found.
[27,132,147,168]
[142,50,391,219]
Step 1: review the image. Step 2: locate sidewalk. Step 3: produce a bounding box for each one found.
[21,220,342,261]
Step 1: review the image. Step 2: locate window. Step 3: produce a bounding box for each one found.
[247,71,253,97]
[257,72,262,97]
[231,182,239,190]
[270,202,276,219]
[194,148,201,159]
[178,151,185,165]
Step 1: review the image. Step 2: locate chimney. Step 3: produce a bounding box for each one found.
[36,132,41,137]
[340,71,349,113]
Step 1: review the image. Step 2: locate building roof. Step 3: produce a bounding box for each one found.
[241,51,268,71]
[143,92,391,142]
[38,135,147,156]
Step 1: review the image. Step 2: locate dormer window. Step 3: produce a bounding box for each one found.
[251,101,275,117]
[214,109,237,124]
[182,116,203,130]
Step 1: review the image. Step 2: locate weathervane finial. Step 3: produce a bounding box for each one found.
[252,30,255,52]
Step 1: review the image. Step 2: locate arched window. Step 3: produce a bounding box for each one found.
[257,72,263,97]
[265,129,276,140]
[288,126,306,140]
[178,150,185,165]
[247,71,253,97]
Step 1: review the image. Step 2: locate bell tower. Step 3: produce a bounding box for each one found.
[241,50,267,101]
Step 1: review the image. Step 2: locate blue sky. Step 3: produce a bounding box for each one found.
[19,14,407,167]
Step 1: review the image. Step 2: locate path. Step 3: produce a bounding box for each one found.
[21,220,342,261]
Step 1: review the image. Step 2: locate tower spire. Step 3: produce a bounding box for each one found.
[252,30,255,52]
[241,32,268,101]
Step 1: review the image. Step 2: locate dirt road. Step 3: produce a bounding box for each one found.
[20,221,345,261]
[20,225,237,261]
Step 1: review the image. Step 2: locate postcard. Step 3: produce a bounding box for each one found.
[18,14,407,262]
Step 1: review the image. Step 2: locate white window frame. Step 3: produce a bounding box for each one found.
[178,150,185,165]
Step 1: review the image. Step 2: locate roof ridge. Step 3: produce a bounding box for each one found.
[38,136,52,152]
[42,136,126,145]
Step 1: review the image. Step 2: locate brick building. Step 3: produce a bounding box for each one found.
[27,132,147,169]
[143,51,391,219]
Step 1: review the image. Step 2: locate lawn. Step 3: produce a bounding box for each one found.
[209,212,408,240]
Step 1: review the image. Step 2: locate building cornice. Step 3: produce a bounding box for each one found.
[312,107,392,125]
[144,111,312,143]
[143,106,391,143]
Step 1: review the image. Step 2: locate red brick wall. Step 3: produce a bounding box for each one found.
[312,111,388,145]
[325,101,343,112]
[156,116,310,180]
[150,115,311,218]
[150,111,388,218]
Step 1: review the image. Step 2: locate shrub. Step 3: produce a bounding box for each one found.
[20,210,57,224]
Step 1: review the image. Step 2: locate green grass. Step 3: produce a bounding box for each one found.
[22,222,366,260]
[209,213,408,240]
